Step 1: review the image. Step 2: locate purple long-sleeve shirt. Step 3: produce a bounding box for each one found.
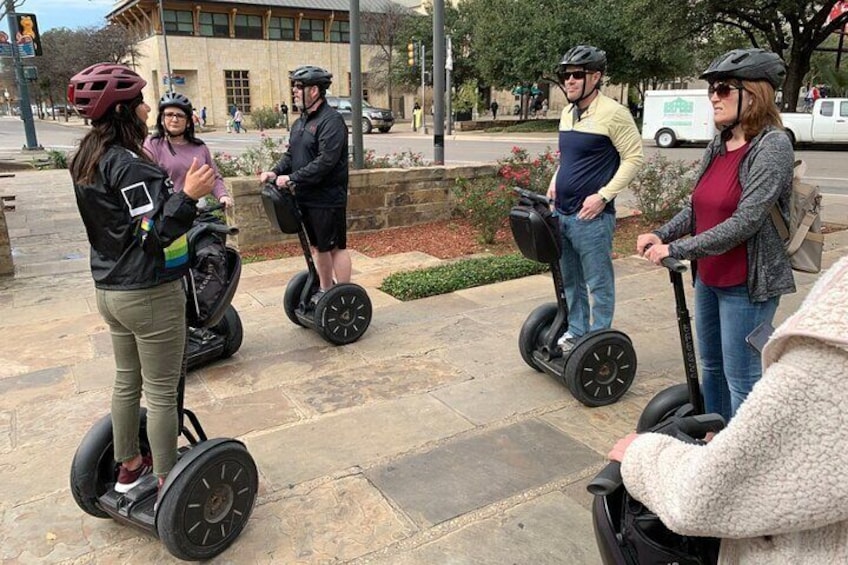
[143,136,229,201]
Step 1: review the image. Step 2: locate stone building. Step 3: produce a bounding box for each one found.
[107,0,396,127]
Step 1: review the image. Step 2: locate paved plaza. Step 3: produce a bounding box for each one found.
[1,168,846,563]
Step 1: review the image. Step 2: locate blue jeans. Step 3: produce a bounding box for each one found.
[694,277,779,422]
[557,211,616,337]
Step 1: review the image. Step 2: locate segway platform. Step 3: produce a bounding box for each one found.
[261,182,372,345]
[510,188,636,407]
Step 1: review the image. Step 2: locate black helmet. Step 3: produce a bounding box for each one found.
[700,48,786,90]
[158,91,192,114]
[290,65,333,90]
[558,45,607,73]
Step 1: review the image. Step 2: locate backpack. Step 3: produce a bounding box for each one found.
[770,160,824,273]
[186,228,229,327]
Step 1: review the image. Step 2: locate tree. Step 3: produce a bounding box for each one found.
[362,4,414,106]
[671,1,848,112]
[32,25,141,121]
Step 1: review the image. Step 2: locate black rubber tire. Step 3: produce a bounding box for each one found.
[283,270,310,327]
[314,283,372,345]
[636,383,693,432]
[157,442,258,561]
[655,128,677,149]
[518,303,558,372]
[564,331,637,407]
[70,410,150,518]
[211,305,243,359]
[361,117,373,134]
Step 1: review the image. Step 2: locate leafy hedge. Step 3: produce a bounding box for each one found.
[379,253,549,301]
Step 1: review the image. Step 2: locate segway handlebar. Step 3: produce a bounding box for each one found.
[586,413,726,496]
[644,243,687,273]
[512,186,553,206]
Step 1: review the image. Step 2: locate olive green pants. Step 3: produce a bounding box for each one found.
[95,279,185,477]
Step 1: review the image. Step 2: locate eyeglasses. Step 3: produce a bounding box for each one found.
[559,70,590,81]
[708,82,743,99]
[163,112,187,120]
[293,83,305,90]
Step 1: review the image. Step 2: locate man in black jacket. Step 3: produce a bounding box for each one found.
[260,66,350,302]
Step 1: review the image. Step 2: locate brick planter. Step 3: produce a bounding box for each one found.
[226,164,497,250]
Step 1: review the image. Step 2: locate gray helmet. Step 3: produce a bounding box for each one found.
[558,45,607,73]
[290,65,333,90]
[700,48,786,90]
[158,91,192,114]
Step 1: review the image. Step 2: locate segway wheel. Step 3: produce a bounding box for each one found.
[70,410,150,518]
[314,283,372,345]
[564,331,636,407]
[211,305,243,359]
[518,303,558,371]
[636,383,692,432]
[283,270,310,327]
[157,442,258,561]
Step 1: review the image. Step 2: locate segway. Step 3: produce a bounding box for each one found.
[69,214,258,561]
[509,188,637,406]
[184,205,243,370]
[587,254,725,565]
[260,181,372,345]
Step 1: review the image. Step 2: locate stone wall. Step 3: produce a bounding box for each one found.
[226,164,497,250]
[0,204,12,276]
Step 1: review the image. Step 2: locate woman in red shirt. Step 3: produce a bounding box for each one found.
[636,49,795,421]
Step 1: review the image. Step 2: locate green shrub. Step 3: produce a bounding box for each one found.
[36,149,68,169]
[630,153,699,223]
[249,106,281,130]
[214,134,287,176]
[452,146,558,244]
[379,253,549,301]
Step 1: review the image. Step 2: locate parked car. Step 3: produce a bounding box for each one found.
[326,96,394,133]
[51,104,75,117]
[780,98,848,145]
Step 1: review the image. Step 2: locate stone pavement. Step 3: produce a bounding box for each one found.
[1,169,847,564]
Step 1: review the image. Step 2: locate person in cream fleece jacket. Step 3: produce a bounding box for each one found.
[609,255,848,564]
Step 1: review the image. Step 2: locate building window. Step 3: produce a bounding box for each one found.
[329,21,349,43]
[163,10,193,35]
[234,14,262,39]
[269,16,295,40]
[199,12,229,37]
[225,70,250,113]
[300,18,325,42]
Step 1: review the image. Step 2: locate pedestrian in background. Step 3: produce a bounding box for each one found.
[233,107,245,133]
[490,100,499,120]
[280,101,289,129]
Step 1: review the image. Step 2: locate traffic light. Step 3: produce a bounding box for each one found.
[407,41,416,67]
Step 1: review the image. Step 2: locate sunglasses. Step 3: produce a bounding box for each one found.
[559,70,590,81]
[708,82,743,99]
[293,83,306,90]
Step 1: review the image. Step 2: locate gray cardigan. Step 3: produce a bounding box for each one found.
[654,126,796,302]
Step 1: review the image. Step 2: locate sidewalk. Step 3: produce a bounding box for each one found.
[1,170,847,563]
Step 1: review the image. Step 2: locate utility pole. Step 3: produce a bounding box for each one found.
[432,0,445,164]
[420,42,426,134]
[445,35,452,136]
[349,0,364,168]
[3,0,40,150]
[157,0,174,93]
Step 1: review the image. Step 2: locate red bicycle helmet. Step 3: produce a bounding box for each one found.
[68,63,147,121]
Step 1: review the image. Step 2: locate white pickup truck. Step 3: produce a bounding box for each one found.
[780,98,848,145]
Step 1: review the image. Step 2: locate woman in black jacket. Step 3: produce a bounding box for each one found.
[68,63,214,493]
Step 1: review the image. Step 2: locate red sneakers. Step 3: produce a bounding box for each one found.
[115,455,153,493]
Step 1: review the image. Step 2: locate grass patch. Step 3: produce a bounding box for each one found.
[379,253,549,301]
[484,120,559,134]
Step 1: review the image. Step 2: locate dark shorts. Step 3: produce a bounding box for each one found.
[302,206,347,252]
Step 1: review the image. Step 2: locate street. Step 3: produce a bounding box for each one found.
[3,115,848,199]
